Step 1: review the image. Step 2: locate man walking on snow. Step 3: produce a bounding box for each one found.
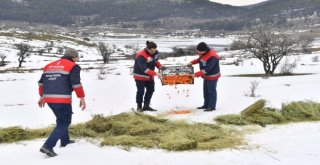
[188,42,221,111]
[38,48,86,157]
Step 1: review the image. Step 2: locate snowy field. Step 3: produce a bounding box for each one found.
[0,34,320,164]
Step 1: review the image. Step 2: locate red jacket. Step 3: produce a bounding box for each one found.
[133,49,162,81]
[38,58,85,103]
[191,49,221,80]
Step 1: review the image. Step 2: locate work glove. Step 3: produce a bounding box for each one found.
[160,66,166,71]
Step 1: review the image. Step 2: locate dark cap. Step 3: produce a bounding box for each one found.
[146,41,157,49]
[196,42,210,51]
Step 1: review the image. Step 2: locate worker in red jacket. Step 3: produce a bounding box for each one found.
[133,41,164,112]
[188,42,221,111]
[37,48,86,157]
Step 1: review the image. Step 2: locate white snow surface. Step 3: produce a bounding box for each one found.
[210,0,269,6]
[1,35,320,164]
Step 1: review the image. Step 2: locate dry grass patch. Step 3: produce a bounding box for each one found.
[0,126,51,143]
[281,101,320,121]
[215,100,320,126]
[0,112,244,151]
[79,112,243,151]
[2,100,320,151]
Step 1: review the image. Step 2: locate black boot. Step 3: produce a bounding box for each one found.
[40,146,57,157]
[197,105,207,109]
[61,140,75,147]
[143,102,157,111]
[204,107,216,112]
[137,104,143,112]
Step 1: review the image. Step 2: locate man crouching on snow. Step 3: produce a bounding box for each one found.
[37,48,86,157]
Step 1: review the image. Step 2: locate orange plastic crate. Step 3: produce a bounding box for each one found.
[160,65,194,85]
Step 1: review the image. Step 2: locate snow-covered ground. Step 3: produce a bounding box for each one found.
[1,122,319,165]
[0,34,320,164]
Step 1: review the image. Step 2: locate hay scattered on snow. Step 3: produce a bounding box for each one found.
[2,100,320,151]
[81,112,242,151]
[215,114,250,126]
[0,127,29,143]
[216,99,320,126]
[281,101,320,121]
[0,126,51,143]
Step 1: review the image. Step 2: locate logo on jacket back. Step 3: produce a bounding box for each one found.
[46,74,61,80]
[48,65,64,71]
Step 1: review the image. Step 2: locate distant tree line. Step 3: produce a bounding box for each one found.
[191,18,252,31]
[0,0,319,30]
[0,0,243,27]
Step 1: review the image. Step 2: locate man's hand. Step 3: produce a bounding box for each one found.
[190,74,195,78]
[79,98,86,111]
[155,72,162,79]
[160,65,166,71]
[38,97,45,108]
[187,63,192,67]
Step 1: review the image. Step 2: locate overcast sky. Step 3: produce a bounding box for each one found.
[209,0,268,6]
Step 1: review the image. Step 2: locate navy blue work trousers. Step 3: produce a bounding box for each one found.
[135,80,155,105]
[44,103,72,149]
[203,80,218,109]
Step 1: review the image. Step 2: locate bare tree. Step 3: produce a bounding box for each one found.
[57,47,64,55]
[97,64,107,80]
[0,53,6,66]
[311,56,319,62]
[38,49,44,55]
[279,57,298,75]
[230,40,247,50]
[97,42,113,63]
[15,43,31,67]
[132,42,140,56]
[245,80,260,97]
[245,26,294,75]
[297,33,314,54]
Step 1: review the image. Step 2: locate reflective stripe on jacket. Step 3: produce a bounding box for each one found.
[133,49,161,81]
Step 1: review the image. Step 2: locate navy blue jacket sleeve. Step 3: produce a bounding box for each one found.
[136,56,148,73]
[69,65,85,97]
[204,57,218,74]
[69,65,81,86]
